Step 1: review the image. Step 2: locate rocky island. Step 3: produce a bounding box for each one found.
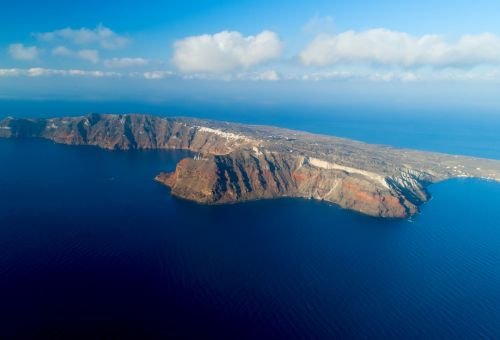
[2,113,500,218]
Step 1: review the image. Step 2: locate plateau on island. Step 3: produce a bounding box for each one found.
[2,113,499,218]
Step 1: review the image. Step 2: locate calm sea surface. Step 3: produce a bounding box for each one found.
[1,107,500,339]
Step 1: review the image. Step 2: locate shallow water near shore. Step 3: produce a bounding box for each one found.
[1,136,500,339]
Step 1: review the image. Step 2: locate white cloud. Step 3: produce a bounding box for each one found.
[52,45,72,56]
[8,44,39,60]
[0,68,120,78]
[300,29,500,68]
[35,24,129,49]
[366,72,419,82]
[236,70,280,81]
[51,46,99,64]
[176,70,281,81]
[104,57,149,68]
[172,30,284,73]
[76,49,99,64]
[3,67,500,83]
[143,70,174,79]
[288,68,500,82]
[293,71,357,81]
[0,68,22,77]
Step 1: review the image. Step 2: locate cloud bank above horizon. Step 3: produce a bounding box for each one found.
[5,21,500,84]
[300,29,500,68]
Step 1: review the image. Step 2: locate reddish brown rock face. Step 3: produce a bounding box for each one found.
[156,157,221,203]
[336,178,416,218]
[156,151,418,218]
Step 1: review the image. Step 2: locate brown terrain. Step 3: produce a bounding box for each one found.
[2,113,500,218]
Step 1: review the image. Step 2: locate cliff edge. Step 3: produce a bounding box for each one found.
[2,113,500,218]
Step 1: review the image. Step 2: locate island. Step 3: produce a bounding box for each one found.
[2,113,500,218]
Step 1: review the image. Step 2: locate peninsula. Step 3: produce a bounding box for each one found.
[2,113,500,218]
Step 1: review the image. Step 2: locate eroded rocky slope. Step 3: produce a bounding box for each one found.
[2,113,500,218]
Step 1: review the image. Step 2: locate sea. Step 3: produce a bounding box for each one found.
[1,101,500,339]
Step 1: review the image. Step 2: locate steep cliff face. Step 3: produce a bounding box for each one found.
[154,151,419,218]
[0,114,242,154]
[2,113,500,218]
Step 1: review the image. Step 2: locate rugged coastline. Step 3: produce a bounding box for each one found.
[2,113,500,218]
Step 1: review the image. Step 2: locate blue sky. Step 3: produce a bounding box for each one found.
[3,0,500,110]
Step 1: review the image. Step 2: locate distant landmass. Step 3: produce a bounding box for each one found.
[2,113,500,218]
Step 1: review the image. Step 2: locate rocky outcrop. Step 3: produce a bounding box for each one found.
[2,113,500,218]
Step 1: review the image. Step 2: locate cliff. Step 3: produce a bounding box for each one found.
[2,113,500,218]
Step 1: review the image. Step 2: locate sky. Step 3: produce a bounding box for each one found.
[3,0,500,111]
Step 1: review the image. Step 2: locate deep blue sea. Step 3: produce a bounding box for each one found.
[1,103,500,339]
